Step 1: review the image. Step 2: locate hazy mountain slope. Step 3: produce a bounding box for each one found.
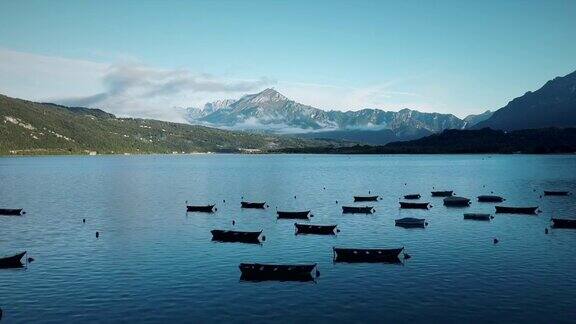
[295,128,400,145]
[279,128,576,154]
[0,94,329,155]
[474,70,576,130]
[464,110,493,128]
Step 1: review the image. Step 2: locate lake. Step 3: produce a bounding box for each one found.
[1,154,576,323]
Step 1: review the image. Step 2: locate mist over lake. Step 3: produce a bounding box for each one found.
[1,154,575,323]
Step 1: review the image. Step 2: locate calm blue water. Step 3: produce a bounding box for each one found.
[1,154,576,323]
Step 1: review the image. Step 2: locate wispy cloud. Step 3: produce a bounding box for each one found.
[0,48,467,123]
[0,48,107,100]
[0,48,276,122]
[276,70,451,114]
[59,64,275,122]
[278,81,425,112]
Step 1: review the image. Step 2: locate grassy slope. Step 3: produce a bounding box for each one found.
[0,94,327,155]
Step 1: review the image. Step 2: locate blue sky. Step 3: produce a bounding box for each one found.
[0,0,575,121]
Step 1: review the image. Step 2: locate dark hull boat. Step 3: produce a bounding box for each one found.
[495,206,538,215]
[211,230,262,243]
[477,195,505,203]
[464,213,492,221]
[241,202,266,209]
[0,251,26,268]
[395,217,426,228]
[551,218,576,229]
[342,206,374,214]
[403,194,421,200]
[186,205,215,213]
[353,195,379,202]
[239,263,317,282]
[295,223,337,235]
[431,191,454,197]
[399,202,430,209]
[277,211,310,220]
[0,208,23,216]
[333,247,404,263]
[443,196,471,207]
[544,191,570,196]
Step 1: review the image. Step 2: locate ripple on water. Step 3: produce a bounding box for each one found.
[0,154,575,323]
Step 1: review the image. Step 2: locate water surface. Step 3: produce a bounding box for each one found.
[1,154,576,323]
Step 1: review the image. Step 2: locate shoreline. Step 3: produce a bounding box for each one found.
[1,151,575,158]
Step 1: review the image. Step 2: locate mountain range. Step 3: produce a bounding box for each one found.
[185,88,472,144]
[2,69,574,155]
[278,127,576,154]
[185,69,576,144]
[0,94,330,155]
[473,70,576,130]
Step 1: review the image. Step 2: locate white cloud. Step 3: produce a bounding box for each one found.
[276,70,454,115]
[0,48,275,122]
[0,48,470,123]
[58,63,275,122]
[279,81,424,112]
[0,48,107,100]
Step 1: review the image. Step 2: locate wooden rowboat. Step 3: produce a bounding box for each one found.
[477,195,505,203]
[431,190,454,197]
[277,210,310,220]
[0,251,26,268]
[395,217,426,228]
[342,206,374,214]
[295,223,337,235]
[0,208,23,216]
[544,191,570,196]
[241,202,266,209]
[495,206,538,214]
[399,202,430,209]
[353,195,379,202]
[186,205,215,213]
[211,230,262,243]
[333,247,404,263]
[464,213,492,221]
[239,263,317,281]
[551,218,576,229]
[443,196,471,207]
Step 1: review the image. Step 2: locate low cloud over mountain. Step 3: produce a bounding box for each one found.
[185,88,468,143]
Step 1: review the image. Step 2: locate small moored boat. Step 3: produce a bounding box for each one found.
[431,190,454,197]
[0,251,26,268]
[403,194,421,200]
[211,230,262,243]
[295,223,337,235]
[354,195,379,202]
[395,217,426,228]
[241,201,266,209]
[342,206,374,214]
[544,191,570,196]
[399,202,430,209]
[551,218,576,229]
[186,205,215,213]
[277,210,310,220]
[239,263,317,281]
[0,208,24,216]
[464,213,492,221]
[333,247,404,263]
[495,206,538,214]
[477,195,505,203]
[443,196,471,207]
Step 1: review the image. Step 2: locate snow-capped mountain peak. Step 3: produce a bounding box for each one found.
[240,88,288,104]
[185,88,467,144]
[204,99,236,113]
